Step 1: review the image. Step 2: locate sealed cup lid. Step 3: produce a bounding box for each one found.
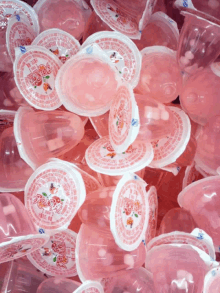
[24,160,86,231]
[203,267,220,293]
[13,45,62,111]
[110,173,149,251]
[75,281,104,293]
[32,28,81,64]
[150,106,191,168]
[109,84,140,153]
[90,0,141,39]
[0,233,49,264]
[0,0,39,34]
[145,186,158,245]
[27,229,78,277]
[147,229,216,259]
[82,31,142,87]
[6,14,37,62]
[85,136,154,176]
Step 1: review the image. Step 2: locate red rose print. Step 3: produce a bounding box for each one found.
[123,197,134,216]
[134,200,142,215]
[56,255,68,269]
[127,217,133,227]
[51,241,66,254]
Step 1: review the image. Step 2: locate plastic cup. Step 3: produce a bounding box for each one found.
[24,159,86,232]
[0,127,33,192]
[135,46,182,103]
[89,111,109,138]
[75,223,146,281]
[0,109,15,134]
[158,207,197,235]
[145,186,158,246]
[178,175,220,252]
[182,162,204,189]
[109,84,176,153]
[37,278,104,293]
[27,229,78,277]
[34,0,92,41]
[14,106,85,170]
[55,43,120,117]
[82,31,142,88]
[203,267,220,293]
[180,66,220,126]
[32,28,81,64]
[1,258,47,293]
[0,193,49,264]
[177,12,220,74]
[134,12,179,51]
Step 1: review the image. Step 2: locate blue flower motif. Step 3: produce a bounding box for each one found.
[131,118,138,127]
[86,46,93,54]
[16,15,20,21]
[212,270,217,277]
[20,46,27,54]
[39,228,45,234]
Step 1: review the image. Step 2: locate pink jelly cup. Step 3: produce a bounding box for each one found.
[55,43,121,117]
[32,28,81,64]
[178,175,220,252]
[0,109,15,134]
[75,223,146,281]
[24,159,86,232]
[101,267,155,293]
[13,106,85,170]
[27,229,78,277]
[78,173,150,251]
[85,136,154,176]
[82,31,142,88]
[177,12,220,74]
[203,267,220,293]
[194,116,220,175]
[180,66,220,126]
[134,11,179,51]
[158,207,196,235]
[34,0,92,41]
[37,278,104,293]
[182,162,204,190]
[0,127,33,192]
[0,193,49,264]
[109,84,176,153]
[1,258,47,293]
[145,244,217,293]
[89,111,109,138]
[135,46,182,103]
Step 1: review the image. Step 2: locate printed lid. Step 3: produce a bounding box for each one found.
[0,233,49,264]
[150,107,191,168]
[145,186,158,245]
[27,229,78,277]
[139,0,157,31]
[147,229,216,259]
[6,14,36,62]
[211,62,220,77]
[203,267,220,293]
[109,84,140,153]
[24,160,86,231]
[110,173,149,251]
[13,45,62,111]
[90,0,141,39]
[82,31,142,87]
[0,0,39,34]
[32,28,81,64]
[75,281,104,293]
[85,136,154,176]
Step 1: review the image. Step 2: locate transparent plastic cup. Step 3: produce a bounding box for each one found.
[75,224,146,281]
[14,107,85,170]
[135,46,182,103]
[34,0,92,40]
[159,207,196,235]
[180,66,220,126]
[177,12,220,74]
[203,267,220,293]
[0,193,49,264]
[89,111,109,138]
[0,127,33,192]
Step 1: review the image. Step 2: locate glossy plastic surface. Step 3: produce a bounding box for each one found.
[37,278,80,293]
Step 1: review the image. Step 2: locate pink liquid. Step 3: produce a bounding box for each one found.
[0,30,12,72]
[90,111,110,138]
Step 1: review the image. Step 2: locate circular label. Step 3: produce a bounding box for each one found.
[0,236,47,264]
[150,107,190,168]
[83,32,141,86]
[111,177,148,251]
[85,136,154,175]
[27,230,77,277]
[14,47,62,110]
[91,0,140,39]
[145,187,158,245]
[32,29,80,64]
[7,17,36,61]
[25,164,81,230]
[0,0,39,33]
